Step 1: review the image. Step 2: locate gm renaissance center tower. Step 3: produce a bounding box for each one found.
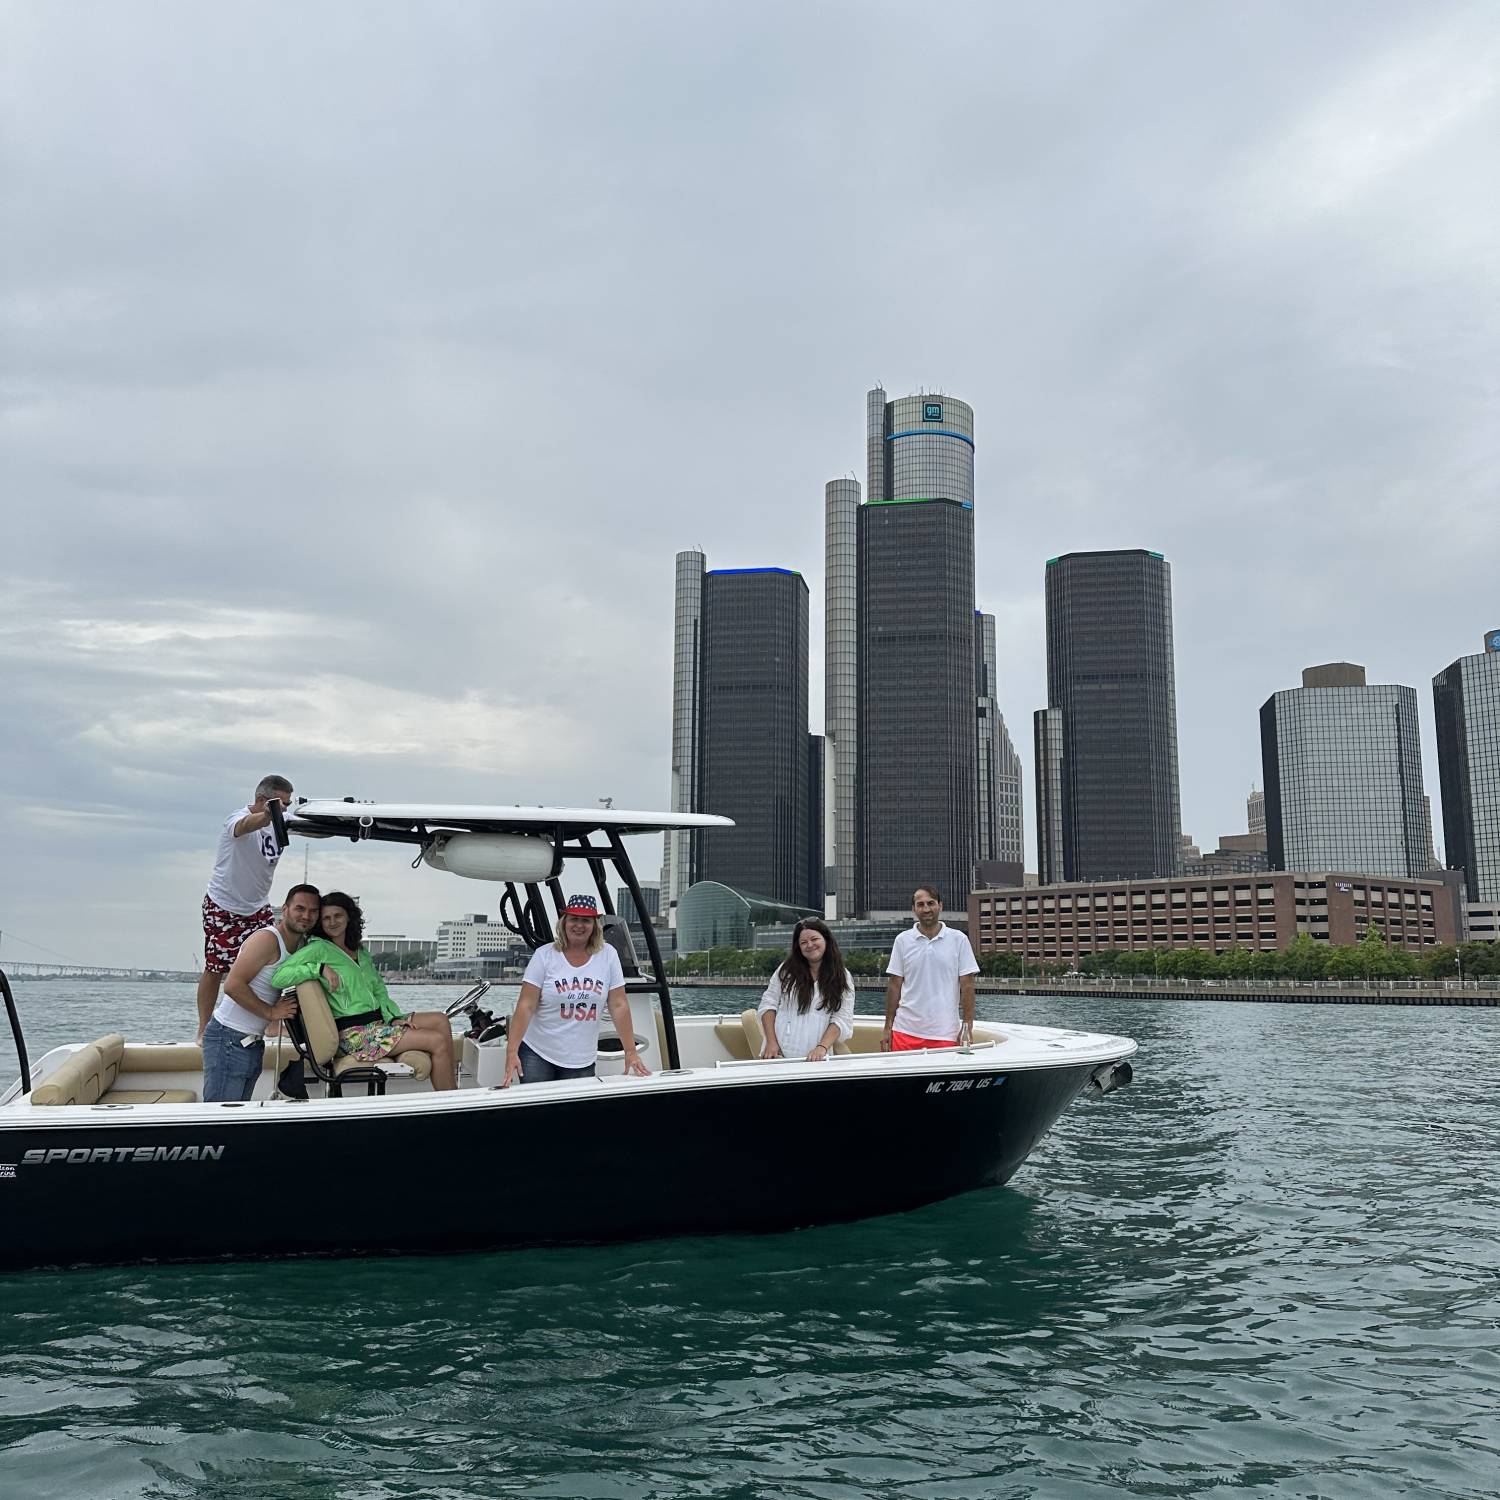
[826,388,978,918]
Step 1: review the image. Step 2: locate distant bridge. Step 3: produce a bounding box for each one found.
[0,962,198,983]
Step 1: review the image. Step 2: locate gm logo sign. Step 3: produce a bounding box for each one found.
[922,401,943,422]
[1487,629,1500,653]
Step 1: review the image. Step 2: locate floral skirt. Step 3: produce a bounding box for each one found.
[337,1018,412,1062]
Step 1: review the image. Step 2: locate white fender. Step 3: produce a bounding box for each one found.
[422,833,555,882]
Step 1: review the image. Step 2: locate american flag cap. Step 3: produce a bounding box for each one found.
[562,894,600,918]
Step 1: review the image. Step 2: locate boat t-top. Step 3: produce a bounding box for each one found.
[0,799,1135,1270]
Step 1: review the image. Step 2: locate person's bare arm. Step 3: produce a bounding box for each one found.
[759,1008,782,1059]
[501,984,542,1086]
[222,932,297,1023]
[231,794,283,838]
[881,975,902,1051]
[606,987,648,1076]
[958,974,976,1042]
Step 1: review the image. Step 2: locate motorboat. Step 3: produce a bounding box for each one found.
[0,800,1135,1270]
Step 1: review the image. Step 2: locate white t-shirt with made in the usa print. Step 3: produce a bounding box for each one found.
[520,945,627,1069]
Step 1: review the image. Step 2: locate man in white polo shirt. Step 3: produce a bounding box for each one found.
[881,885,979,1051]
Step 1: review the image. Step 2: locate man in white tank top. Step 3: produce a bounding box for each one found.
[202,884,321,1102]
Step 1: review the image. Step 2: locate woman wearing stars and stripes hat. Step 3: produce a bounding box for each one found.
[502,893,650,1086]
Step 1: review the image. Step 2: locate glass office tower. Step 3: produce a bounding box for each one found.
[856,388,977,914]
[995,714,1024,873]
[976,611,1024,886]
[1432,635,1500,901]
[1034,706,1064,885]
[1260,664,1427,877]
[824,477,860,917]
[1042,549,1182,881]
[661,549,705,922]
[693,567,813,908]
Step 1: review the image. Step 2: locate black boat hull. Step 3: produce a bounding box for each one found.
[0,1062,1096,1270]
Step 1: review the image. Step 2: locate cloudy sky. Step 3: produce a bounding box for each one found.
[2,1,1497,970]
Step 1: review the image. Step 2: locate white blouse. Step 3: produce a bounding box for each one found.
[756,973,855,1058]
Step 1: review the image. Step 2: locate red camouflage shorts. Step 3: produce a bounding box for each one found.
[202,895,274,974]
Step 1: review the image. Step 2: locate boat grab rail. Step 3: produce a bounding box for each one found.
[0,968,29,1095]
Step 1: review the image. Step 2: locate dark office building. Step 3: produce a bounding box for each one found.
[693,567,813,907]
[1433,634,1500,902]
[615,883,661,927]
[1040,549,1182,881]
[807,733,825,912]
[858,387,984,906]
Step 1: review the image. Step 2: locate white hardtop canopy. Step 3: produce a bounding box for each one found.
[287,800,733,843]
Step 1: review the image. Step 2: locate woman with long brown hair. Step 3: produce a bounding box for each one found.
[756,918,854,1061]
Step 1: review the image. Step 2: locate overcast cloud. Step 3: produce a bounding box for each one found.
[2,0,1497,970]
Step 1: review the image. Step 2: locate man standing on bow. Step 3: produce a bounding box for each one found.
[881,885,979,1051]
[195,775,294,1041]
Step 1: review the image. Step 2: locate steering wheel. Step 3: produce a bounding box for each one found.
[444,980,492,1019]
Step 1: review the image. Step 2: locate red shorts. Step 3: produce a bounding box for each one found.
[891,1030,956,1051]
[202,895,273,974]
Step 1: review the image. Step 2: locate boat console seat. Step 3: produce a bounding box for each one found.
[30,1034,199,1106]
[290,981,433,1089]
[712,1009,854,1062]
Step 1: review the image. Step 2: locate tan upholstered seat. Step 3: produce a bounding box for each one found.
[30,1044,105,1106]
[32,1034,199,1105]
[334,1050,432,1082]
[714,1019,753,1061]
[120,1043,203,1072]
[103,1089,200,1105]
[294,981,434,1088]
[741,1008,766,1061]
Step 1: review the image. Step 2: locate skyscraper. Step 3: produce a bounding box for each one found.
[995,716,1024,874]
[824,477,859,917]
[1034,706,1064,885]
[661,549,705,922]
[976,611,1023,886]
[1432,633,1500,901]
[807,733,825,911]
[1260,663,1427,877]
[1039,549,1183,881]
[692,566,813,907]
[856,388,977,914]
[1247,786,1265,836]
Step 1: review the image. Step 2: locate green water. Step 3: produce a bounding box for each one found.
[2,983,1496,1498]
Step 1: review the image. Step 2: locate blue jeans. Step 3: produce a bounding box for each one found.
[202,1016,263,1102]
[516,1039,594,1084]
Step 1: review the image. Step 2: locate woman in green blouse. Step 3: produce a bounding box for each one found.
[271,891,457,1089]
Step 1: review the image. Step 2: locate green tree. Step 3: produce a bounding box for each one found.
[1217,945,1254,980]
[979,950,1022,978]
[1282,932,1328,980]
[1155,945,1213,978]
[1323,944,1366,980]
[1466,940,1500,977]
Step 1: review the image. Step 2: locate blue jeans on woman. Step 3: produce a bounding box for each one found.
[202,1016,264,1102]
[516,1039,595,1084]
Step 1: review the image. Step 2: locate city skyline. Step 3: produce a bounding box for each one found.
[4,3,1497,968]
